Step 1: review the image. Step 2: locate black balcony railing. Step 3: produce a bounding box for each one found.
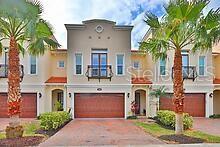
[0,64,24,81]
[85,65,113,81]
[172,66,197,81]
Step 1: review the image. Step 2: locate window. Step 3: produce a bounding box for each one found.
[199,56,205,76]
[58,61,65,68]
[182,51,189,77]
[91,53,107,76]
[116,54,124,75]
[133,61,140,69]
[75,53,82,75]
[160,59,166,75]
[30,56,37,74]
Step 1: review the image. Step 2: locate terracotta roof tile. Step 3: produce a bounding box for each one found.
[132,77,152,84]
[45,77,67,83]
[214,78,220,84]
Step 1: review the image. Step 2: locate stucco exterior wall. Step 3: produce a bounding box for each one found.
[66,20,132,85]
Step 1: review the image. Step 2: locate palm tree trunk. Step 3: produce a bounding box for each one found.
[173,48,184,134]
[6,36,23,138]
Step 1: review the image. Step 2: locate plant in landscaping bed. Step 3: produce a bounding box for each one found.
[39,111,71,130]
[55,101,64,111]
[156,110,193,130]
[0,0,60,139]
[209,114,220,119]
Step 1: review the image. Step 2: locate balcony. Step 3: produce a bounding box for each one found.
[0,64,24,81]
[172,66,197,81]
[85,65,113,81]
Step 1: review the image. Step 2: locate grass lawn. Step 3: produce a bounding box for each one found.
[136,121,220,143]
[0,121,44,139]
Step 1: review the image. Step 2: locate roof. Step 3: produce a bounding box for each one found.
[214,78,220,84]
[132,77,152,84]
[45,77,67,83]
[82,19,116,24]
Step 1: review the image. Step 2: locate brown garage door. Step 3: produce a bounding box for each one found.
[160,93,205,117]
[74,93,124,118]
[0,93,37,118]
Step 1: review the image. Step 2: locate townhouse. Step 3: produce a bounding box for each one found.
[0,19,219,118]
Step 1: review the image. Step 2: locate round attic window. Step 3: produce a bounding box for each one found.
[95,25,103,33]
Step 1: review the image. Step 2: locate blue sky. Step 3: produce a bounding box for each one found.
[41,0,220,49]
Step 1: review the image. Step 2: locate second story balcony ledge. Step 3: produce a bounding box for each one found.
[172,66,197,81]
[85,65,113,81]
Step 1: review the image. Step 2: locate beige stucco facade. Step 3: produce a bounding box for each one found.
[0,19,219,118]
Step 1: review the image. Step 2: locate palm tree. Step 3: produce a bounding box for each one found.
[140,0,220,134]
[0,0,60,138]
[149,86,167,111]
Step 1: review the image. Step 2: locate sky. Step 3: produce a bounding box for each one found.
[40,0,220,49]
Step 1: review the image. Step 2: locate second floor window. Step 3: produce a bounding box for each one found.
[133,61,140,69]
[116,54,124,75]
[75,53,82,75]
[58,61,65,68]
[199,56,205,76]
[30,56,37,75]
[160,59,166,75]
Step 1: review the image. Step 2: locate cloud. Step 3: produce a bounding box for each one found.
[40,0,218,49]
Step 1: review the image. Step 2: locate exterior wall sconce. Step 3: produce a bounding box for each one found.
[69,93,72,98]
[209,93,213,98]
[38,93,42,98]
[127,93,130,99]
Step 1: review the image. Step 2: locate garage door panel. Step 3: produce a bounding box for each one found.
[160,93,205,117]
[75,93,124,118]
[0,93,37,118]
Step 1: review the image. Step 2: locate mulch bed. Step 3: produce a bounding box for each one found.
[36,119,72,137]
[159,134,205,144]
[0,136,44,147]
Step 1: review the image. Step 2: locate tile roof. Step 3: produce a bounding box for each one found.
[132,77,152,84]
[214,78,220,84]
[45,77,67,83]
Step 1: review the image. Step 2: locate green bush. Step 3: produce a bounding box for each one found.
[156,110,193,130]
[39,111,71,130]
[127,116,137,119]
[209,114,220,119]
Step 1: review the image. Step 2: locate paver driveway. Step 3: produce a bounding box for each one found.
[40,119,164,146]
[193,117,220,136]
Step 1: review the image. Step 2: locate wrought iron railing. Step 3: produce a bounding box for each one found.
[172,66,197,81]
[0,64,24,81]
[85,65,113,81]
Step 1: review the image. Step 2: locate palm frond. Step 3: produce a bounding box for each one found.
[144,12,160,29]
[17,43,25,56]
[150,86,168,98]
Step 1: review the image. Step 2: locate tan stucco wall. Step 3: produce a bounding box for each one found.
[130,53,153,79]
[213,90,220,114]
[50,52,67,77]
[66,20,132,85]
[213,54,220,79]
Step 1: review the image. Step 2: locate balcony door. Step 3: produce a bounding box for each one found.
[91,53,107,77]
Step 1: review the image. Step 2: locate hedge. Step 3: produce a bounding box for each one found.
[156,110,193,130]
[39,111,71,130]
[209,114,220,119]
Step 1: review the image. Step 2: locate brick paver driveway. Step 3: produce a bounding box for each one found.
[193,118,220,136]
[40,119,164,146]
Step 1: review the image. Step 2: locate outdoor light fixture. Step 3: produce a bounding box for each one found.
[69,93,72,98]
[209,93,213,98]
[38,93,42,98]
[127,93,130,99]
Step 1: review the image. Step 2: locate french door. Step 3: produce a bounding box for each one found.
[91,53,107,77]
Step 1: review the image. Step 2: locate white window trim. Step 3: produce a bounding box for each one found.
[198,55,206,76]
[159,59,166,76]
[57,60,65,68]
[74,53,83,75]
[28,55,38,75]
[116,53,125,76]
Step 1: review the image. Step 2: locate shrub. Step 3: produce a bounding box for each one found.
[209,114,220,119]
[156,110,193,130]
[39,111,71,130]
[127,116,137,119]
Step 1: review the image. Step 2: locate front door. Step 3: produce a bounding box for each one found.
[91,53,107,77]
[135,93,140,114]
